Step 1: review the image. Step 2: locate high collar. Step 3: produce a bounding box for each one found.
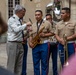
[37,19,43,23]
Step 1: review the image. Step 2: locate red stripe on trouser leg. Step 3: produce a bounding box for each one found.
[73,43,76,52]
[46,42,50,75]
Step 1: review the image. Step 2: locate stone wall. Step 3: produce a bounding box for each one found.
[62,0,76,20]
[21,0,51,22]
[0,0,76,43]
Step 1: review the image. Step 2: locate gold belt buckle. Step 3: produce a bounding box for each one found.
[38,41,43,44]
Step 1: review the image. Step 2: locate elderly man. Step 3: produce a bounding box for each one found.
[7,5,31,75]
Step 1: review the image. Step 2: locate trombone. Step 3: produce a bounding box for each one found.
[59,34,69,71]
[63,34,69,67]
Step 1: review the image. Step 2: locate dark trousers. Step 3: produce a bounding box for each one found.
[22,43,28,75]
[50,43,58,75]
[58,43,75,67]
[32,43,50,75]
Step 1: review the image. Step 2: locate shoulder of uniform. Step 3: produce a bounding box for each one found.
[73,21,76,26]
[69,20,76,25]
[55,21,63,28]
[43,20,49,23]
[56,20,63,25]
[8,16,16,22]
[70,20,76,23]
[43,20,51,25]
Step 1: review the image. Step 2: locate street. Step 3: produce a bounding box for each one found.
[0,43,60,75]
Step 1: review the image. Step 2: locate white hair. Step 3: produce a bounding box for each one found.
[14,5,25,13]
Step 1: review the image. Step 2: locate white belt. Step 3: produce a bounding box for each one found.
[50,41,57,43]
[42,40,49,43]
[67,41,75,43]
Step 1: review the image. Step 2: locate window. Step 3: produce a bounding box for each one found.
[8,0,20,18]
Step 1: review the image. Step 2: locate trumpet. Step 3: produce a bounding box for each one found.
[63,34,69,67]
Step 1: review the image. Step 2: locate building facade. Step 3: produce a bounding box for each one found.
[62,0,76,20]
[0,0,76,42]
[0,0,76,23]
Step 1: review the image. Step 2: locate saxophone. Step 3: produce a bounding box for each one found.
[31,26,45,48]
[63,34,69,67]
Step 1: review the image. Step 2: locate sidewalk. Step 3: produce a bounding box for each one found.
[0,43,60,75]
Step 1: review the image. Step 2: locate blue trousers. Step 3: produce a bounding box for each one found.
[50,43,58,75]
[22,43,28,75]
[32,43,50,75]
[58,43,75,67]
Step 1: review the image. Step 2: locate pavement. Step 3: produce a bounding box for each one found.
[0,43,60,75]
